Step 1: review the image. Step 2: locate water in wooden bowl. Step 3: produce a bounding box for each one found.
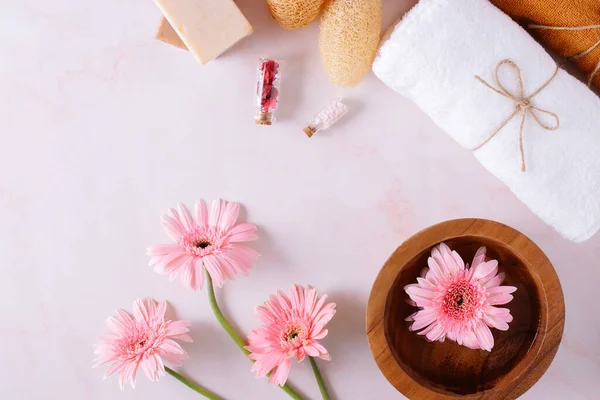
[367,219,564,399]
[387,236,541,395]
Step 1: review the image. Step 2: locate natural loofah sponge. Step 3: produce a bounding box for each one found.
[266,0,324,29]
[319,0,382,87]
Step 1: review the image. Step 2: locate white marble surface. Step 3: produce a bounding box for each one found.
[1,1,598,399]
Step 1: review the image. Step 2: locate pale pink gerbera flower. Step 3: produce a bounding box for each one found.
[405,243,516,351]
[246,285,336,386]
[94,299,192,389]
[147,200,259,290]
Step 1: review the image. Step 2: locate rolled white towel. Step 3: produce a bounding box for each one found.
[373,0,600,242]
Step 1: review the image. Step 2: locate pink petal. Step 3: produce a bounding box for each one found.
[156,301,167,320]
[483,272,505,288]
[140,356,157,381]
[487,286,517,295]
[106,310,132,334]
[133,299,150,323]
[474,323,494,351]
[191,257,205,290]
[410,310,438,331]
[195,200,208,228]
[451,251,465,271]
[427,255,445,278]
[159,339,185,355]
[471,246,487,269]
[311,341,328,355]
[158,349,188,366]
[405,286,435,299]
[219,252,249,276]
[304,344,320,357]
[170,333,193,343]
[219,201,240,232]
[487,294,513,305]
[161,213,186,242]
[268,358,292,386]
[423,322,445,342]
[168,255,194,282]
[312,329,328,340]
[296,346,306,362]
[155,252,188,274]
[177,203,195,231]
[203,254,225,288]
[104,360,127,379]
[484,314,510,331]
[416,277,435,289]
[472,260,498,281]
[180,260,195,290]
[485,306,511,316]
[146,244,181,256]
[227,222,258,242]
[165,320,191,337]
[438,243,463,273]
[209,199,225,228]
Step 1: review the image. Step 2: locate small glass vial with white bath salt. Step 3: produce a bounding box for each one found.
[255,58,282,125]
[303,99,348,137]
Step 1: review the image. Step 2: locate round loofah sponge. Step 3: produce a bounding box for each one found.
[319,0,382,87]
[266,0,325,30]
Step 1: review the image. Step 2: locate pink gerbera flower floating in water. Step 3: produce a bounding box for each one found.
[147,200,259,290]
[405,243,516,351]
[94,299,192,389]
[246,285,336,386]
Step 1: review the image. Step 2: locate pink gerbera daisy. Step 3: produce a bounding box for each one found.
[147,200,259,290]
[246,285,336,386]
[405,243,516,351]
[93,299,192,389]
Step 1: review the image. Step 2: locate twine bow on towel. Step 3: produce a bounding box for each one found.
[473,59,560,172]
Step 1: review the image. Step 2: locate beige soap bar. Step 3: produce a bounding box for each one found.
[154,0,253,64]
[155,17,187,50]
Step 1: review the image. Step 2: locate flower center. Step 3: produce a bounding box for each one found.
[441,279,484,320]
[126,339,149,354]
[195,240,212,249]
[181,227,224,256]
[281,322,307,344]
[287,328,302,340]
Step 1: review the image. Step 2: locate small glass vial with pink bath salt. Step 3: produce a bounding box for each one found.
[303,99,348,137]
[254,58,281,125]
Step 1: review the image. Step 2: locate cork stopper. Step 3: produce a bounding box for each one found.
[255,111,273,125]
[303,124,317,137]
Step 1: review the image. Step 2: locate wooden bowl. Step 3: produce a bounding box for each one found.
[366,219,564,399]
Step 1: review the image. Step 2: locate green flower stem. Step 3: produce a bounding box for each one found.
[166,366,223,400]
[205,271,249,355]
[205,270,304,400]
[309,357,331,400]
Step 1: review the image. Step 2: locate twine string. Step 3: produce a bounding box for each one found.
[529,23,600,86]
[473,59,560,172]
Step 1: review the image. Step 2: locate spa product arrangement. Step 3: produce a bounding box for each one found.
[93,0,599,398]
[154,0,383,87]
